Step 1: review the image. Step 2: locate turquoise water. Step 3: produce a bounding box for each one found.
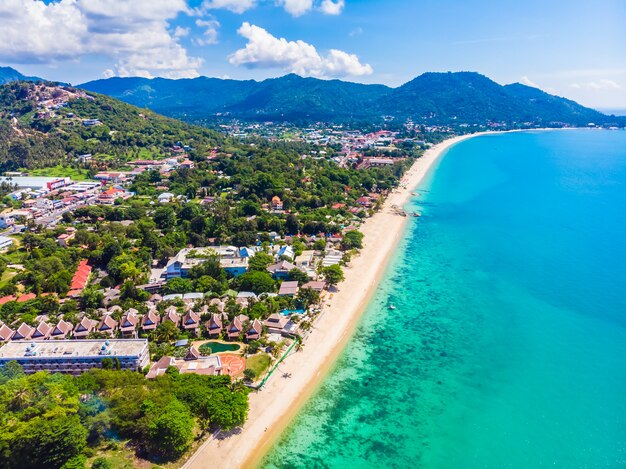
[262,130,626,468]
[199,341,241,353]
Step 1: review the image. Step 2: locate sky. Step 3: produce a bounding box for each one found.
[1,0,625,110]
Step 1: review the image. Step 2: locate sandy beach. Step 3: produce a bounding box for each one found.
[182,132,487,469]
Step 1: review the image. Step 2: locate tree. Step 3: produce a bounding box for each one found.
[145,399,194,461]
[91,458,113,469]
[321,264,344,286]
[297,287,320,309]
[80,286,103,310]
[341,230,364,250]
[8,415,88,469]
[235,271,275,295]
[153,206,176,230]
[163,277,193,295]
[288,268,309,285]
[154,320,180,343]
[248,252,274,272]
[243,369,256,381]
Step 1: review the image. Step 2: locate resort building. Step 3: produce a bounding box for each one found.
[0,339,150,375]
[165,246,249,279]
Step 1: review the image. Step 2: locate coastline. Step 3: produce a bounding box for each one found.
[182,132,490,469]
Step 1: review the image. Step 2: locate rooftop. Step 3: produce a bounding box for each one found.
[0,339,148,360]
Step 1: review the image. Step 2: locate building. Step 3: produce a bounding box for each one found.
[0,339,150,375]
[271,196,283,211]
[0,236,14,250]
[166,246,248,279]
[278,281,300,296]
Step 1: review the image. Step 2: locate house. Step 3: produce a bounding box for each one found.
[302,280,326,292]
[267,260,297,280]
[141,310,160,332]
[50,319,73,340]
[205,313,223,337]
[97,186,133,205]
[185,346,200,361]
[226,314,249,340]
[12,322,34,341]
[119,310,139,338]
[0,322,14,342]
[74,317,97,339]
[270,196,283,211]
[179,159,195,169]
[278,281,299,296]
[158,192,175,203]
[56,231,75,247]
[97,315,118,337]
[162,308,181,326]
[277,245,295,260]
[263,314,289,334]
[31,321,52,340]
[182,311,201,336]
[246,319,263,341]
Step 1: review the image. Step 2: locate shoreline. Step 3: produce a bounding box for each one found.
[182,131,493,469]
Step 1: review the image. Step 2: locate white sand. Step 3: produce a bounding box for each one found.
[182,133,488,469]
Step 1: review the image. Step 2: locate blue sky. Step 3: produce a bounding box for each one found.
[1,0,625,109]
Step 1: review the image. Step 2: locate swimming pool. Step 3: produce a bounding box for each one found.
[280,309,306,316]
[199,341,242,354]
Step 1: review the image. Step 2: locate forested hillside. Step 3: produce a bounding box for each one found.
[0,81,224,171]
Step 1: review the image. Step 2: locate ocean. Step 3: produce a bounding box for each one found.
[261,129,626,468]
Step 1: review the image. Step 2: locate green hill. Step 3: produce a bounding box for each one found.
[0,66,45,85]
[0,80,223,171]
[80,71,623,127]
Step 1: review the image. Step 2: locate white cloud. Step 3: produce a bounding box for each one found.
[197,0,256,14]
[349,27,363,37]
[229,22,372,78]
[278,0,313,17]
[195,18,220,45]
[571,79,621,90]
[520,76,539,88]
[319,0,344,15]
[173,26,190,37]
[0,0,202,78]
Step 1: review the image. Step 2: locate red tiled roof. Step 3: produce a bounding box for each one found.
[17,293,36,303]
[70,259,92,292]
[0,295,17,305]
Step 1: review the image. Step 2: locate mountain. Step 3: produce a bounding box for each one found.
[80,71,622,127]
[0,66,45,85]
[0,80,223,171]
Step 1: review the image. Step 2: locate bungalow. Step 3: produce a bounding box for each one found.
[302,280,326,293]
[0,322,14,342]
[182,311,201,336]
[294,250,316,270]
[226,314,249,340]
[267,260,297,280]
[12,322,34,341]
[278,281,300,297]
[50,319,73,339]
[162,308,181,326]
[157,192,175,203]
[205,313,223,337]
[263,314,289,335]
[141,310,160,332]
[97,315,118,337]
[74,317,97,339]
[31,321,52,340]
[119,310,139,338]
[245,319,263,341]
[185,346,200,360]
[165,246,247,279]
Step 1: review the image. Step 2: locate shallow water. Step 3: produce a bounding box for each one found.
[262,130,626,469]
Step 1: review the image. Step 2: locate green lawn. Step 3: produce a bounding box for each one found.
[246,353,271,378]
[26,165,90,181]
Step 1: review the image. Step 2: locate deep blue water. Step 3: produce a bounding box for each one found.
[262,130,626,468]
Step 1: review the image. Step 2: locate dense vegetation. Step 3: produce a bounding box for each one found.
[80,72,623,126]
[0,80,224,171]
[0,363,248,468]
